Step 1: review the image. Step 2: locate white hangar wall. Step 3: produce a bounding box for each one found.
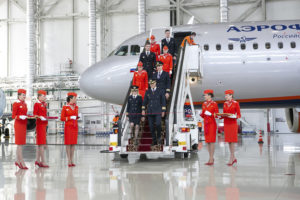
[1,0,300,77]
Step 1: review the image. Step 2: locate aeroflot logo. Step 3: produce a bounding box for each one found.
[227,24,300,32]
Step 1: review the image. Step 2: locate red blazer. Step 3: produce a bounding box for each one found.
[132,70,148,91]
[200,100,219,124]
[12,100,28,120]
[33,101,48,126]
[60,104,79,127]
[158,53,173,73]
[150,42,161,60]
[223,100,241,122]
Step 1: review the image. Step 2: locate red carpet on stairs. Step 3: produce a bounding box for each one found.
[126,119,164,152]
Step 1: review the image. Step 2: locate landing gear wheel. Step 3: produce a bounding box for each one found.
[184,153,189,158]
[192,144,198,150]
[120,154,128,159]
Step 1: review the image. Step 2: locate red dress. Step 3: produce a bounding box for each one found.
[12,100,28,145]
[60,104,79,145]
[158,53,173,73]
[223,100,241,143]
[33,101,48,145]
[150,42,160,60]
[200,100,219,143]
[132,70,148,99]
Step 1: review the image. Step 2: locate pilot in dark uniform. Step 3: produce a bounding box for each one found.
[153,61,171,100]
[139,41,157,78]
[161,29,177,58]
[142,79,166,146]
[126,86,143,144]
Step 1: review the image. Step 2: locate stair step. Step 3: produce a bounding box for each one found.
[126,144,164,152]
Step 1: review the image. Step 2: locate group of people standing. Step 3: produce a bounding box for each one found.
[13,89,80,169]
[12,29,241,168]
[201,89,241,166]
[127,29,181,146]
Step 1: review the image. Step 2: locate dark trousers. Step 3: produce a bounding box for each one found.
[147,114,162,144]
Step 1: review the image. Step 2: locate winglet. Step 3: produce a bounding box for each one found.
[187,16,194,25]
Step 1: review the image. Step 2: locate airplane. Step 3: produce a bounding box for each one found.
[79,20,300,133]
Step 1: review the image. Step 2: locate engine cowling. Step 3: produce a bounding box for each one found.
[285,108,300,133]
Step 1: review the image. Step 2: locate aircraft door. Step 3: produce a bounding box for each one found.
[173,31,192,54]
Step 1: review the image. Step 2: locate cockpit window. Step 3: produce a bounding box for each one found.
[114,45,128,56]
[130,45,141,56]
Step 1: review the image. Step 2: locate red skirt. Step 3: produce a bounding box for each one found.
[224,121,238,143]
[204,121,217,143]
[36,124,47,145]
[14,120,27,145]
[64,124,78,145]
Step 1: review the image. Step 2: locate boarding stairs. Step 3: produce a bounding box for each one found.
[109,42,203,158]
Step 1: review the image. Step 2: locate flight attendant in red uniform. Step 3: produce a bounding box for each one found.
[158,46,173,76]
[200,89,219,165]
[132,61,148,99]
[150,35,161,60]
[61,92,79,167]
[222,90,241,166]
[12,89,28,169]
[33,90,49,168]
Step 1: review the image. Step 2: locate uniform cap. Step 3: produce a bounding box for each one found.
[163,45,168,50]
[131,85,139,91]
[149,78,157,84]
[38,90,47,96]
[156,61,163,66]
[137,61,143,67]
[204,89,214,94]
[225,90,234,95]
[18,89,26,94]
[67,92,77,97]
[150,35,155,40]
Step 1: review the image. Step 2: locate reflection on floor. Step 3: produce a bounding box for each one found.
[0,133,300,200]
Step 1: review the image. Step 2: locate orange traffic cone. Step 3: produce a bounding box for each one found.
[258,130,264,144]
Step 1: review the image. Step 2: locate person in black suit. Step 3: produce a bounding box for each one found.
[142,78,166,146]
[153,61,171,100]
[139,41,157,78]
[126,86,143,144]
[161,29,177,58]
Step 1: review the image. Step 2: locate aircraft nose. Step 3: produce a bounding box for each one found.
[79,56,137,104]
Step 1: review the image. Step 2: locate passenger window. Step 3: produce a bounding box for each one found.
[114,45,128,56]
[253,43,258,50]
[265,42,271,49]
[130,45,140,56]
[216,44,221,51]
[204,44,209,51]
[291,42,296,48]
[228,44,233,50]
[241,43,246,50]
[278,42,283,49]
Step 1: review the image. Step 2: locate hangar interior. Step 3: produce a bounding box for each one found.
[0,0,300,199]
[1,0,299,137]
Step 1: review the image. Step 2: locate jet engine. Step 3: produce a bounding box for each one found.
[285,108,300,133]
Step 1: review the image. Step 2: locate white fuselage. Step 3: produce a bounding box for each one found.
[79,20,300,108]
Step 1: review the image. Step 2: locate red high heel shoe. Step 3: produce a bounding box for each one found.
[15,162,21,169]
[227,159,237,166]
[40,163,49,168]
[35,161,41,167]
[19,163,28,170]
[71,163,76,167]
[68,164,73,167]
[205,159,214,166]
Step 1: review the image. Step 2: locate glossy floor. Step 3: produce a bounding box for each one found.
[0,133,300,200]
